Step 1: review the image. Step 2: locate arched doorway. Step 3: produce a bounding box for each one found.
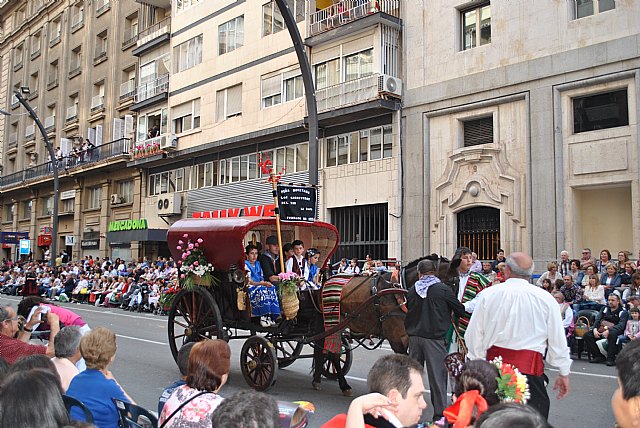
[457,207,500,261]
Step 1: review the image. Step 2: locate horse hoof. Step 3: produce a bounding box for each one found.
[312,382,321,391]
[342,389,353,397]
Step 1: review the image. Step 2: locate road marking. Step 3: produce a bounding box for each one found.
[116,334,168,346]
[547,368,617,380]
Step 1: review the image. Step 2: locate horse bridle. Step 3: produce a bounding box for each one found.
[370,273,407,324]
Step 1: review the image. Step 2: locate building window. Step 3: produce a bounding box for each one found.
[218,16,244,55]
[261,69,303,108]
[344,49,373,82]
[40,197,53,216]
[461,3,491,50]
[324,125,392,167]
[61,198,74,213]
[31,31,41,58]
[314,58,341,90]
[216,84,242,121]
[14,43,24,69]
[172,99,201,133]
[118,180,134,203]
[47,59,59,88]
[95,31,108,61]
[137,108,167,142]
[174,35,203,73]
[87,187,102,209]
[21,201,32,219]
[573,89,629,134]
[462,116,494,147]
[4,205,14,223]
[50,15,62,45]
[330,203,389,262]
[284,73,303,102]
[176,0,202,14]
[574,0,615,19]
[262,1,284,36]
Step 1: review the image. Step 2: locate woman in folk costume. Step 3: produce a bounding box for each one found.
[443,247,491,351]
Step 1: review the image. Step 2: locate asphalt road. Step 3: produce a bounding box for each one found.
[3,296,618,427]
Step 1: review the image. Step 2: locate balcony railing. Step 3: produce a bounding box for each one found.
[316,73,380,113]
[44,115,55,131]
[119,79,136,100]
[136,17,170,48]
[91,95,104,111]
[93,49,107,63]
[50,33,61,47]
[66,105,78,121]
[30,48,41,60]
[25,124,35,139]
[123,27,139,47]
[47,77,59,90]
[96,0,110,15]
[309,0,400,36]
[69,63,81,78]
[71,11,84,31]
[0,139,132,188]
[134,74,169,103]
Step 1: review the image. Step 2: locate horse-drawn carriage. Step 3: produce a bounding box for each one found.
[166,217,409,392]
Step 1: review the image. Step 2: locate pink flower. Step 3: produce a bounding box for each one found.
[189,265,194,269]
[186,251,191,256]
[181,253,187,260]
[194,261,198,266]
[194,243,199,248]
[183,233,188,238]
[180,274,185,279]
[197,238,203,244]
[178,240,184,245]
[188,243,194,250]
[176,246,182,250]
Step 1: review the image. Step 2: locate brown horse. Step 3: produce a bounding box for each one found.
[400,254,451,290]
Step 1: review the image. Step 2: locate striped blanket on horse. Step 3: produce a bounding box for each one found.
[322,275,351,354]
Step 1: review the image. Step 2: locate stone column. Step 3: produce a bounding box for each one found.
[99,180,111,259]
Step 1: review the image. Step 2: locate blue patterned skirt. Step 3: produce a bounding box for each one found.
[248,285,281,318]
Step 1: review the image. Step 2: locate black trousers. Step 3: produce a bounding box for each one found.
[583,329,619,361]
[526,374,550,419]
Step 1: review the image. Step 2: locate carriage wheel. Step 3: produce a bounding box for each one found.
[322,337,353,380]
[274,340,304,369]
[240,336,278,391]
[168,287,224,363]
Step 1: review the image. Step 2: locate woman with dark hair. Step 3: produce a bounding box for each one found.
[475,403,551,428]
[7,354,60,384]
[569,259,583,285]
[244,244,280,327]
[597,249,613,274]
[159,339,231,428]
[0,368,70,428]
[600,262,622,299]
[211,390,281,428]
[305,248,322,289]
[0,357,8,383]
[444,360,500,427]
[17,296,90,334]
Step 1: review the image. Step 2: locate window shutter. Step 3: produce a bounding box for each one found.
[261,75,281,98]
[463,116,493,147]
[227,84,242,116]
[172,101,192,119]
[216,90,225,121]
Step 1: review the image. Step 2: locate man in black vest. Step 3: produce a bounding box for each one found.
[259,235,280,284]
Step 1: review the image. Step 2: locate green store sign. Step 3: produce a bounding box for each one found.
[108,219,148,232]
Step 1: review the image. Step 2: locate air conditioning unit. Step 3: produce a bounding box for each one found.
[160,133,177,150]
[156,193,182,215]
[110,194,123,205]
[378,74,402,98]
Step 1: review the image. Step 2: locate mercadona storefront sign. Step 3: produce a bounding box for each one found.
[108,219,148,232]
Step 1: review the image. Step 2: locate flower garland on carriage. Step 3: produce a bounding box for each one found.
[176,233,219,289]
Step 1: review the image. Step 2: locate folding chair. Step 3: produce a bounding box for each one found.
[112,398,158,428]
[63,394,95,423]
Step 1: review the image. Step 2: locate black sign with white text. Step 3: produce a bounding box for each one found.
[277,185,317,222]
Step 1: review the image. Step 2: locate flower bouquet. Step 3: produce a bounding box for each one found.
[277,271,300,319]
[159,286,180,311]
[491,357,530,404]
[176,233,218,289]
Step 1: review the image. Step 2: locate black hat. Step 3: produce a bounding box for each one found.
[265,235,278,246]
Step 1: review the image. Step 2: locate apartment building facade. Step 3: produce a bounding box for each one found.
[402,0,640,265]
[0,0,142,261]
[129,0,404,262]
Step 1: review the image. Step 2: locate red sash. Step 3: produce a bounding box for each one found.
[487,345,544,376]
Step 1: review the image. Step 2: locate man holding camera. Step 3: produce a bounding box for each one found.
[0,305,60,364]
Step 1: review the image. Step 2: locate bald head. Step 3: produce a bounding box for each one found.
[505,252,535,279]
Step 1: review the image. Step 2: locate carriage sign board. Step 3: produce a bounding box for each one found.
[277,185,317,222]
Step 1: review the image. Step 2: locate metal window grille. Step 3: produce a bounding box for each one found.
[457,206,500,261]
[330,203,388,262]
[463,116,493,147]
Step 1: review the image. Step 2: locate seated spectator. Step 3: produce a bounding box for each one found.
[285,240,310,281]
[374,260,388,273]
[470,252,482,273]
[306,248,322,289]
[321,354,427,428]
[344,258,361,275]
[553,291,574,345]
[337,258,348,274]
[600,262,622,299]
[480,262,496,283]
[568,259,583,285]
[490,249,506,273]
[622,273,640,302]
[17,296,91,335]
[616,251,630,273]
[260,235,281,283]
[617,307,640,349]
[583,294,628,365]
[51,326,83,391]
[535,262,563,288]
[211,390,281,428]
[558,250,571,276]
[158,342,195,415]
[245,244,280,327]
[540,278,553,293]
[66,327,134,427]
[475,403,551,428]
[159,339,231,428]
[620,262,636,286]
[575,274,606,312]
[0,368,70,428]
[596,249,614,274]
[612,339,640,428]
[0,305,60,364]
[493,262,506,284]
[580,248,597,271]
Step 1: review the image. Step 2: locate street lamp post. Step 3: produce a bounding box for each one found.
[13,88,59,267]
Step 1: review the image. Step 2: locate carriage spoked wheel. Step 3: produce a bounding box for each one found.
[240,336,278,391]
[322,337,353,380]
[273,340,304,369]
[167,287,224,363]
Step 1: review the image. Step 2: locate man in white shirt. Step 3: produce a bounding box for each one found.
[466,252,571,419]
